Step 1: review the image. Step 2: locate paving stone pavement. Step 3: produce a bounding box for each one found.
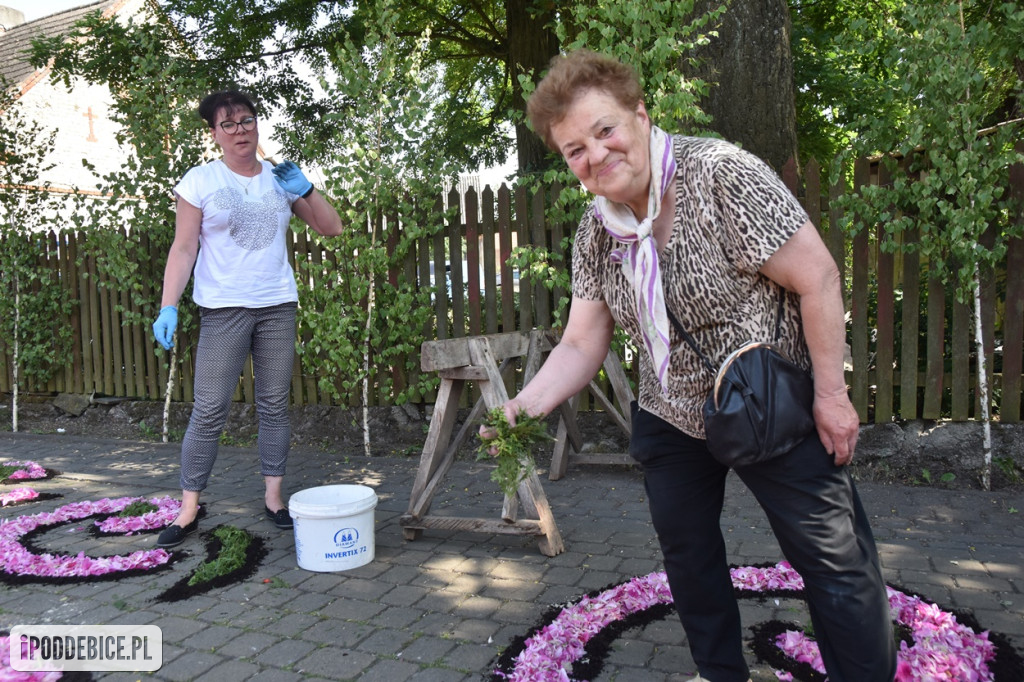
[1,432,1022,681]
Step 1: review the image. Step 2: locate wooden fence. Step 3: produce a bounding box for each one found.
[2,153,1023,424]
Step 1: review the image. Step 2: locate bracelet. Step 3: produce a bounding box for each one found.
[301,185,315,199]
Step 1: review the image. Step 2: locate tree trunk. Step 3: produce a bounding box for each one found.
[973,263,993,491]
[12,270,19,433]
[683,0,799,171]
[506,0,560,173]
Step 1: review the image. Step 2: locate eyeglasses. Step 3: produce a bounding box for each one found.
[217,116,257,133]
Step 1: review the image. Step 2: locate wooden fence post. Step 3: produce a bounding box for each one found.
[1002,144,1024,422]
[2,154,1023,423]
[850,158,871,421]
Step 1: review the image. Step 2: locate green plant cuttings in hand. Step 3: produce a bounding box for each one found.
[477,407,553,498]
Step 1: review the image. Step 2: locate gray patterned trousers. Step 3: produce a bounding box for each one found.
[179,302,297,491]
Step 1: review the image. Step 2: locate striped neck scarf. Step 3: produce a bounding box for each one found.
[595,126,677,391]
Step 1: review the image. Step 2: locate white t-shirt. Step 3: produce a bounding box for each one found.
[174,159,302,308]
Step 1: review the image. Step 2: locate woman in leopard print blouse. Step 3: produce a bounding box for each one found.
[490,50,897,682]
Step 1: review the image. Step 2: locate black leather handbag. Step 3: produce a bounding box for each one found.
[666,293,815,468]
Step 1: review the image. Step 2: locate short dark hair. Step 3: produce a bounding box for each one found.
[527,50,643,152]
[197,91,258,129]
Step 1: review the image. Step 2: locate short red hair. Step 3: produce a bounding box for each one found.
[527,50,643,152]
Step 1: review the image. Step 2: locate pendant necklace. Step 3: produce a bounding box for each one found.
[228,163,261,195]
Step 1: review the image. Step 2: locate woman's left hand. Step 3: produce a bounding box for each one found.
[271,161,314,197]
[812,391,860,465]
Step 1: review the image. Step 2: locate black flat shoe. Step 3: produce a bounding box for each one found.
[265,506,293,530]
[156,518,198,548]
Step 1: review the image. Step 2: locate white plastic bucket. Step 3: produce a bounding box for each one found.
[289,485,378,572]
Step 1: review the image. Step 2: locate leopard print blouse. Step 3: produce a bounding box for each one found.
[572,135,812,439]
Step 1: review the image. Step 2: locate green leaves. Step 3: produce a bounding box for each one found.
[836,0,1023,305]
[476,407,553,499]
[118,500,160,517]
[555,0,716,135]
[293,0,458,408]
[186,526,253,586]
[0,77,72,402]
[29,7,212,337]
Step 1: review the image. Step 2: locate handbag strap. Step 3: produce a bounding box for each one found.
[665,288,787,376]
[665,306,717,374]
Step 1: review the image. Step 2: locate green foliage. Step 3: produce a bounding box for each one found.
[795,0,1023,167]
[118,500,159,517]
[187,525,252,586]
[158,0,726,175]
[507,1,718,335]
[0,79,73,404]
[791,0,905,164]
[919,468,957,486]
[137,421,160,441]
[29,8,214,346]
[554,0,719,136]
[507,239,570,326]
[161,0,516,173]
[994,456,1022,484]
[503,175,589,328]
[218,432,257,448]
[476,407,553,498]
[293,0,461,406]
[834,0,1024,305]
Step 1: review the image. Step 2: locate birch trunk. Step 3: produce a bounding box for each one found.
[973,267,993,490]
[361,239,376,458]
[362,296,373,457]
[11,270,18,433]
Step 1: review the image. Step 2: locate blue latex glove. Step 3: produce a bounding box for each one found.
[271,161,314,198]
[153,306,177,350]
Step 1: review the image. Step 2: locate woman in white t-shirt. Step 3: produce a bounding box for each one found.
[151,90,343,548]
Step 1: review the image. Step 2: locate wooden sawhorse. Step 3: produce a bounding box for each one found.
[400,331,565,556]
[541,330,635,481]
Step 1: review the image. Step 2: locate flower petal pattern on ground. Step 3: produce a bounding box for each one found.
[0,497,177,583]
[1,461,57,484]
[90,496,186,537]
[492,562,1023,682]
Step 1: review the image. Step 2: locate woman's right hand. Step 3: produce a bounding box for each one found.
[479,297,615,448]
[152,306,178,350]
